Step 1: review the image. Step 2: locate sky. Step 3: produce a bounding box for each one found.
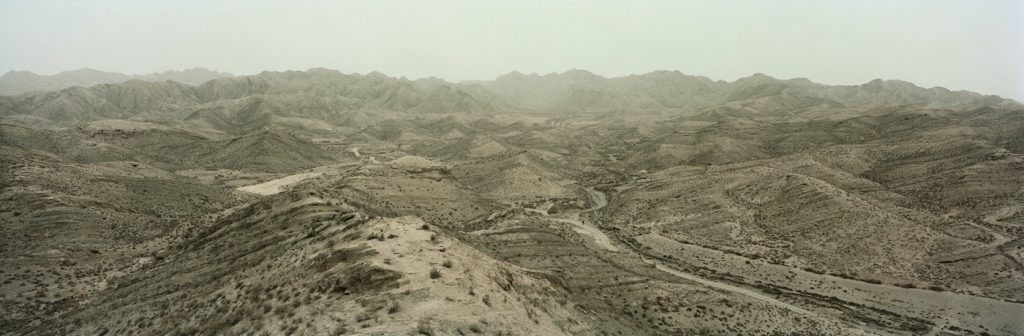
[1,0,1022,99]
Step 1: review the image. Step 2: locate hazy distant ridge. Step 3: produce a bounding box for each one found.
[0,68,234,95]
[0,68,1017,131]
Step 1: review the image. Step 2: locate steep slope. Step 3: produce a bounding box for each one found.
[2,80,203,124]
[0,144,244,329]
[169,129,337,172]
[451,150,582,202]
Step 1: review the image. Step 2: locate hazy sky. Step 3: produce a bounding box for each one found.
[2,0,1022,99]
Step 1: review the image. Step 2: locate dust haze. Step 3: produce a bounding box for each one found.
[1,0,1022,99]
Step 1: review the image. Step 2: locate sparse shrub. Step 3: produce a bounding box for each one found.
[429,268,442,279]
[355,310,375,322]
[441,260,453,268]
[429,233,438,242]
[415,319,434,336]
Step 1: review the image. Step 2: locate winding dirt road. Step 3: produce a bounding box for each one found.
[533,186,1022,333]
[554,187,619,251]
[563,187,817,316]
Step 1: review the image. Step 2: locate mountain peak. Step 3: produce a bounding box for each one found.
[562,69,599,79]
[737,72,777,82]
[495,71,531,80]
[366,70,389,78]
[0,70,41,79]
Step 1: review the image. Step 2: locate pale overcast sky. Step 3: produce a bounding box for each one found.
[1,0,1022,99]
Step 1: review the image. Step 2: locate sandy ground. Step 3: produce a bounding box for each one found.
[235,162,363,195]
[236,172,322,195]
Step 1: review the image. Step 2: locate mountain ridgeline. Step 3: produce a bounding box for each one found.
[0,68,234,96]
[1,68,1017,133]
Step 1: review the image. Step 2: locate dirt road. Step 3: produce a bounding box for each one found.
[567,188,818,316]
[237,172,321,195]
[553,188,619,251]
[641,257,818,316]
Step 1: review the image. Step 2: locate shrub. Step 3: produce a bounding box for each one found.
[415,319,434,336]
[429,268,442,279]
[441,260,453,268]
[355,310,375,322]
[387,301,401,314]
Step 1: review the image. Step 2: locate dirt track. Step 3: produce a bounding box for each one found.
[552,188,820,316]
[641,257,819,316]
[553,188,619,251]
[236,172,321,195]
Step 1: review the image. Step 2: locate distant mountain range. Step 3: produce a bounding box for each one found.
[467,69,1016,115]
[0,67,234,95]
[0,68,1018,134]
